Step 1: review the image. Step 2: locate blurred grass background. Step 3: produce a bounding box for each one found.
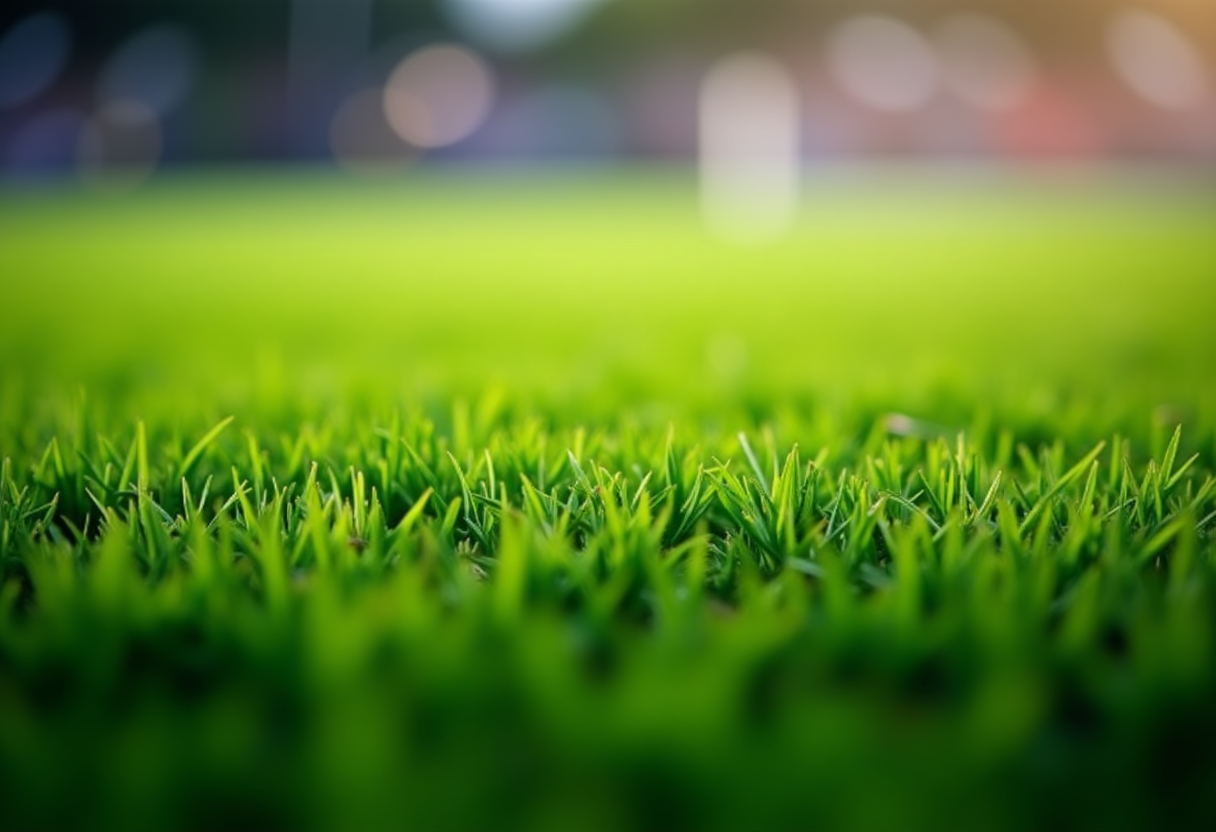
[3,169,1214,437]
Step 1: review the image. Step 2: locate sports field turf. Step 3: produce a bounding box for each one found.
[2,169,1215,830]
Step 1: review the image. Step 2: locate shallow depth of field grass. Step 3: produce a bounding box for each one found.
[2,169,1216,831]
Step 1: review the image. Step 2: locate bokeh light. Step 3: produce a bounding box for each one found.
[993,87,1102,160]
[444,0,606,53]
[934,14,1037,112]
[383,45,494,149]
[699,53,800,245]
[1,4,1213,177]
[76,99,163,190]
[98,24,199,117]
[824,16,939,113]
[1105,9,1209,111]
[330,88,417,175]
[0,13,71,109]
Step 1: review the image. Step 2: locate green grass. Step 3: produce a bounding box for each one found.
[2,169,1216,831]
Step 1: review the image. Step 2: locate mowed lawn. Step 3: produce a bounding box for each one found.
[1,169,1215,832]
[3,169,1214,426]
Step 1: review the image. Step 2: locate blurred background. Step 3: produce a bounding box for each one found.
[1,0,1213,188]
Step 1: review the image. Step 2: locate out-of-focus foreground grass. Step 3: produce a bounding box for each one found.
[1,170,1215,832]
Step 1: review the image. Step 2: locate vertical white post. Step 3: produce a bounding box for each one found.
[699,53,801,245]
